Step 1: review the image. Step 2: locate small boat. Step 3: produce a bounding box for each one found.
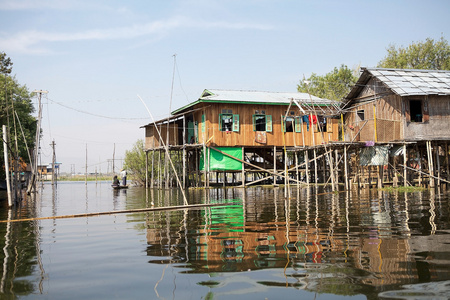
[112,184,128,190]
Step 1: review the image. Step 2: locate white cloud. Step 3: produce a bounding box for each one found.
[0,16,272,54]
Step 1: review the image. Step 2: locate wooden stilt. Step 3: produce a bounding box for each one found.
[427,141,435,188]
[242,147,245,187]
[314,149,318,185]
[295,150,299,189]
[305,149,310,185]
[151,150,155,188]
[273,146,277,186]
[344,146,349,190]
[446,142,449,182]
[436,142,441,187]
[403,144,407,187]
[145,151,149,188]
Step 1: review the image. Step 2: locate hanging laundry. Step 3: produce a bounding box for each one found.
[309,115,317,125]
[302,115,309,131]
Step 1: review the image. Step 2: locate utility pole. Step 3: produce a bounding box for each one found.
[51,140,56,185]
[85,143,88,185]
[27,90,47,194]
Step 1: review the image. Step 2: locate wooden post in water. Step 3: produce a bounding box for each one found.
[305,149,310,185]
[145,151,148,188]
[273,146,277,186]
[403,144,407,187]
[241,147,245,187]
[344,146,349,190]
[446,142,449,182]
[427,141,435,188]
[436,142,441,187]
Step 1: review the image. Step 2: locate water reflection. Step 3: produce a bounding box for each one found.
[143,187,450,298]
[0,184,449,299]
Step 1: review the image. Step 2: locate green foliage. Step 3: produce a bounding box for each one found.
[377,36,450,70]
[123,139,147,185]
[0,51,13,74]
[1,52,36,178]
[297,64,358,100]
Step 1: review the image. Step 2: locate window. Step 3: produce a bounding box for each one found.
[282,116,294,132]
[357,110,365,121]
[410,100,422,122]
[318,116,327,132]
[252,114,272,132]
[219,109,239,132]
[219,114,233,131]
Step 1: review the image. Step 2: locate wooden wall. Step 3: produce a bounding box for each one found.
[195,103,339,147]
[344,78,403,143]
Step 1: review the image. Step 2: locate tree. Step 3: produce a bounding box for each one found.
[297,64,358,101]
[123,139,148,185]
[377,36,450,70]
[1,52,36,179]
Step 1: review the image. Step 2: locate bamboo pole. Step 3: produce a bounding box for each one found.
[0,203,233,223]
[399,164,450,185]
[138,95,188,205]
[2,125,12,207]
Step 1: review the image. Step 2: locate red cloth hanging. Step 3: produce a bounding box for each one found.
[309,115,317,124]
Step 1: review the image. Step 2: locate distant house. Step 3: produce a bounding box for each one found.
[343,68,450,143]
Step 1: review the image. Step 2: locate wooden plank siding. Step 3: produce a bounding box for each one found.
[145,102,340,149]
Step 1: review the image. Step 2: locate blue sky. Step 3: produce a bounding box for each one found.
[1,0,449,174]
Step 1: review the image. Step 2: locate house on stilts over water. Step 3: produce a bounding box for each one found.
[342,67,450,188]
[142,68,450,190]
[142,89,343,188]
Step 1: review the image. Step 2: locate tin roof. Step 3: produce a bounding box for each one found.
[346,68,450,99]
[172,89,338,115]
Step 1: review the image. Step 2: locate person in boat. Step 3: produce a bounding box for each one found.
[120,169,127,186]
[112,175,120,186]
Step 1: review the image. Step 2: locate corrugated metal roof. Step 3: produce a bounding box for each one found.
[172,89,340,115]
[366,68,450,96]
[199,89,331,104]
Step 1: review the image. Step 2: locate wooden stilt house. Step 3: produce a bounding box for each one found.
[143,89,342,188]
[343,68,450,187]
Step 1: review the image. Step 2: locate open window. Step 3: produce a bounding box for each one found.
[357,110,365,122]
[252,114,272,132]
[410,100,422,122]
[219,109,239,132]
[282,116,294,132]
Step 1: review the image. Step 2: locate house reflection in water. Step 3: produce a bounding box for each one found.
[144,188,450,292]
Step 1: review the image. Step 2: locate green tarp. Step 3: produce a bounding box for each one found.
[200,147,243,171]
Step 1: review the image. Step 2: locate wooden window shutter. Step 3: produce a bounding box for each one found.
[218,114,223,131]
[326,118,332,132]
[281,115,286,133]
[266,115,272,132]
[252,114,256,131]
[232,114,239,132]
[295,116,302,132]
[423,99,429,122]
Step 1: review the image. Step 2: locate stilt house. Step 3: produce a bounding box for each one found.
[343,67,450,187]
[143,89,342,187]
[343,67,450,143]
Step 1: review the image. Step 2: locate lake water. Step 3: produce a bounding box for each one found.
[0,181,449,299]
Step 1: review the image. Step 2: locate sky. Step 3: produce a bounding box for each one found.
[1,0,449,174]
